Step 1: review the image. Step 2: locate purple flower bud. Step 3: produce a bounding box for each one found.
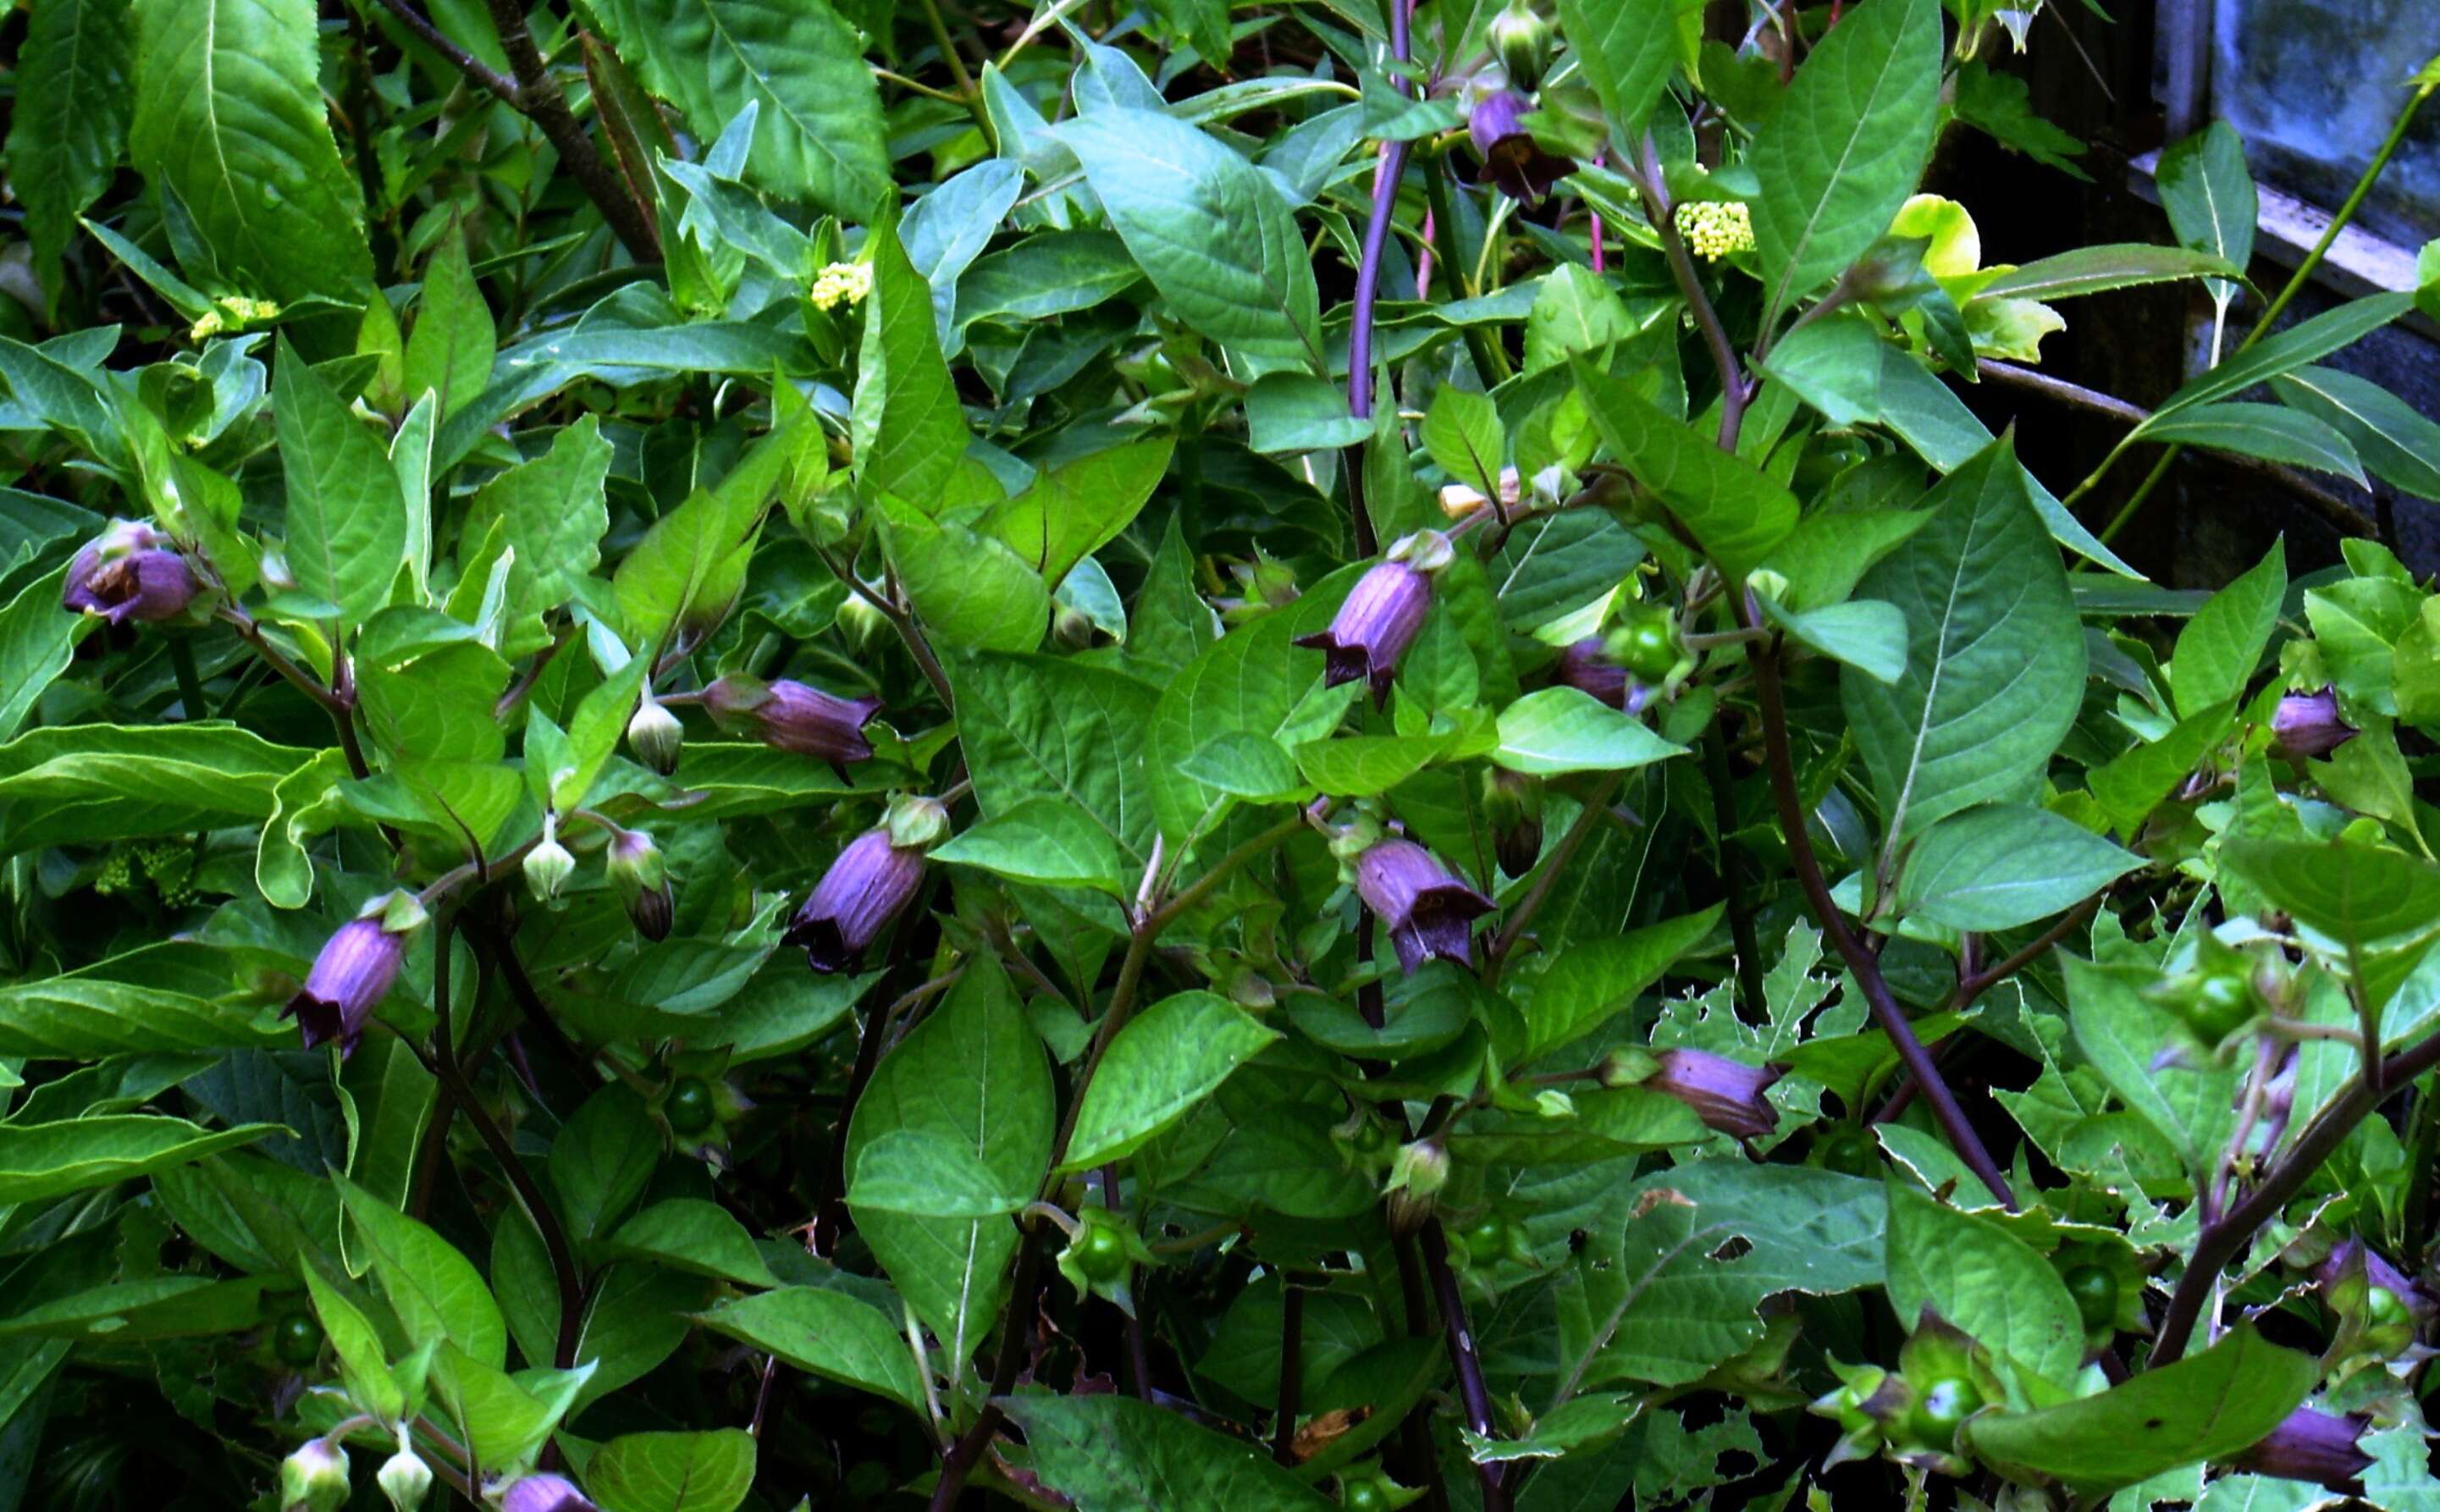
[1296,561,1432,706]
[63,521,200,625]
[1648,1048,1781,1140]
[786,828,927,973]
[2316,1237,2420,1309]
[285,915,411,1057]
[2272,687,2356,761]
[2233,1407,2373,1492]
[609,829,673,942]
[1467,90,1575,205]
[705,675,881,775]
[1555,637,1631,710]
[500,1475,599,1512]
[1355,838,1493,974]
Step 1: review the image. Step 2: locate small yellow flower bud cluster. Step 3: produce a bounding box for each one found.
[811,261,874,312]
[189,295,281,342]
[1675,200,1753,262]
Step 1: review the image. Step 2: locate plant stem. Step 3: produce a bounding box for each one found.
[1387,1231,1452,1511]
[431,916,588,1367]
[1272,1278,1305,1464]
[1421,155,1510,388]
[1484,770,1624,985]
[2151,1018,2440,1363]
[168,636,207,720]
[1702,723,1769,1023]
[1954,897,2097,1007]
[477,0,660,261]
[371,0,521,102]
[1343,0,1416,558]
[1417,1222,1510,1511]
[1636,133,1747,448]
[2086,76,2433,544]
[1743,611,2017,1210]
[914,0,992,139]
[926,1233,1044,1511]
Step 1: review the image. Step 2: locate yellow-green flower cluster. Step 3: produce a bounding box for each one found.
[811,261,874,312]
[189,295,282,342]
[1675,200,1753,262]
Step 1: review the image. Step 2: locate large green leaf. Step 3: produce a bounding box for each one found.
[13,0,134,303]
[588,1430,757,1512]
[2139,403,2365,483]
[2171,543,2285,719]
[853,216,965,511]
[0,565,97,742]
[461,415,613,628]
[0,942,286,1057]
[985,436,1176,588]
[1059,108,1324,368]
[1966,1328,2316,1491]
[1000,1393,1337,1511]
[0,1115,283,1204]
[1841,435,2085,848]
[1972,245,2243,303]
[275,334,408,630]
[1571,358,1799,578]
[952,654,1159,868]
[2156,121,2256,334]
[1746,0,1940,316]
[336,1177,508,1368]
[877,496,1046,654]
[2134,293,2415,433]
[1493,687,1687,775]
[401,227,496,422]
[1555,0,1681,140]
[1062,992,1281,1171]
[1517,907,1723,1058]
[128,0,371,301]
[1898,805,2139,931]
[1884,1184,2084,1407]
[845,963,1051,1379]
[588,0,890,217]
[2219,837,2440,1013]
[2272,367,2440,501]
[691,1287,926,1411]
[0,722,317,853]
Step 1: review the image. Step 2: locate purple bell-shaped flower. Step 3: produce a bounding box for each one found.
[1355,837,1493,974]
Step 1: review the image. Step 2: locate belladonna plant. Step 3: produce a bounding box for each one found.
[1297,530,1453,706]
[62,520,201,625]
[1644,1048,1783,1140]
[1354,836,1494,973]
[2232,1408,2374,1491]
[500,1475,599,1512]
[786,795,949,973]
[285,893,424,1057]
[1466,88,1574,204]
[704,673,882,775]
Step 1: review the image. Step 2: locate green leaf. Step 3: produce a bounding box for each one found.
[402,227,495,422]
[877,495,1046,654]
[588,1430,757,1512]
[0,1114,282,1204]
[952,654,1160,867]
[984,435,1174,587]
[847,1128,1029,1218]
[604,1200,781,1289]
[0,945,286,1057]
[2271,367,2440,501]
[1149,588,1361,847]
[2156,122,2256,315]
[336,1177,509,1368]
[463,417,611,638]
[2086,701,2235,838]
[0,722,317,854]
[551,1085,661,1244]
[1061,991,1281,1171]
[0,565,97,742]
[614,482,764,657]
[1493,687,1687,775]
[1572,359,1799,578]
[1746,0,1940,315]
[1555,0,1679,143]
[302,1262,404,1421]
[275,334,407,629]
[1884,1184,2083,1405]
[129,0,373,291]
[999,1394,1338,1511]
[13,0,134,306]
[1058,108,1324,367]
[1488,510,1647,632]
[2064,955,2233,1174]
[1899,805,2138,931]
[587,0,888,217]
[1965,1327,2316,1490]
[932,797,1123,894]
[1762,598,1909,685]
[692,1287,926,1411]
[1841,435,2085,847]
[2219,837,2440,1011]
[1244,372,1371,455]
[1181,731,1306,801]
[1972,245,2244,303]
[845,963,1050,1378]
[2172,543,2286,719]
[433,1347,593,1467]
[2137,293,2416,430]
[853,215,966,512]
[1518,907,1723,1058]
[2139,402,2365,483]
[1421,385,1504,505]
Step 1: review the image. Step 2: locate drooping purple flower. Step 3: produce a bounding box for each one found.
[1468,89,1575,205]
[1554,637,1631,710]
[285,914,411,1057]
[2233,1407,2373,1491]
[609,828,674,941]
[1355,838,1493,974]
[2272,687,2356,761]
[501,1475,599,1512]
[63,521,200,625]
[1296,561,1432,706]
[787,829,928,973]
[1648,1048,1781,1140]
[704,675,881,775]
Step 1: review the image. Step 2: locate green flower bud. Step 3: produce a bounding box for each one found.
[1385,1139,1449,1235]
[627,696,685,776]
[377,1438,433,1512]
[279,1438,351,1512]
[524,826,577,902]
[1488,0,1554,90]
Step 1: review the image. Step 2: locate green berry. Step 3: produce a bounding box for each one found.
[2062,1264,2119,1333]
[665,1077,717,1134]
[1074,1220,1132,1283]
[273,1309,323,1367]
[1609,608,1680,682]
[1906,1376,1982,1449]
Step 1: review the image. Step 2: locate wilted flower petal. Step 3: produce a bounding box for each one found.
[786,828,928,973]
[1354,838,1493,973]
